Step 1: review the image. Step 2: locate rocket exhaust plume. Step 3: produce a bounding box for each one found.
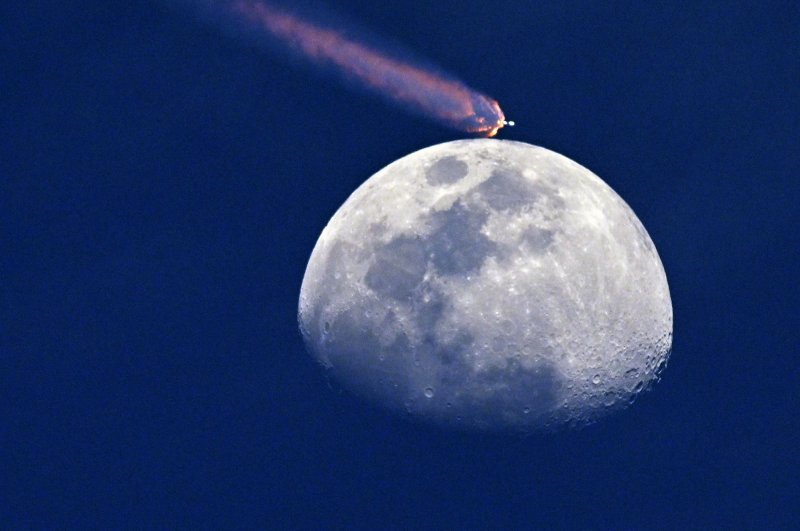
[183,0,509,136]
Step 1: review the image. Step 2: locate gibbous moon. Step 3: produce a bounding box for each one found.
[299,139,672,431]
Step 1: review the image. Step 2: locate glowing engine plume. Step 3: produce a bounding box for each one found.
[191,0,508,136]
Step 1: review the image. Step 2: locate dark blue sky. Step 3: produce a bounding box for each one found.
[3,0,798,528]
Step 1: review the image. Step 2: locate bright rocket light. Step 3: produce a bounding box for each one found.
[206,0,508,136]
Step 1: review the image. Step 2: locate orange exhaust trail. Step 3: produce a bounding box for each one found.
[204,0,508,136]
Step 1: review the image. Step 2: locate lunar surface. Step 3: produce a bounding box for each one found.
[299,139,672,431]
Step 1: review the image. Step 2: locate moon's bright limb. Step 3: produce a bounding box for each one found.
[299,139,672,431]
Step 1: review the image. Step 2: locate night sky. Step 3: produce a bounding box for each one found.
[3,0,798,528]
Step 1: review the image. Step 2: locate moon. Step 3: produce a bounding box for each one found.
[299,139,672,431]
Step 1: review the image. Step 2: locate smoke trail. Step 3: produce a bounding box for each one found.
[183,0,508,136]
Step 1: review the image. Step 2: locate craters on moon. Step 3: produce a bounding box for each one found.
[299,139,673,431]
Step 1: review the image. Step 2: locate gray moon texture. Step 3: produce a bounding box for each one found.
[299,139,672,431]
